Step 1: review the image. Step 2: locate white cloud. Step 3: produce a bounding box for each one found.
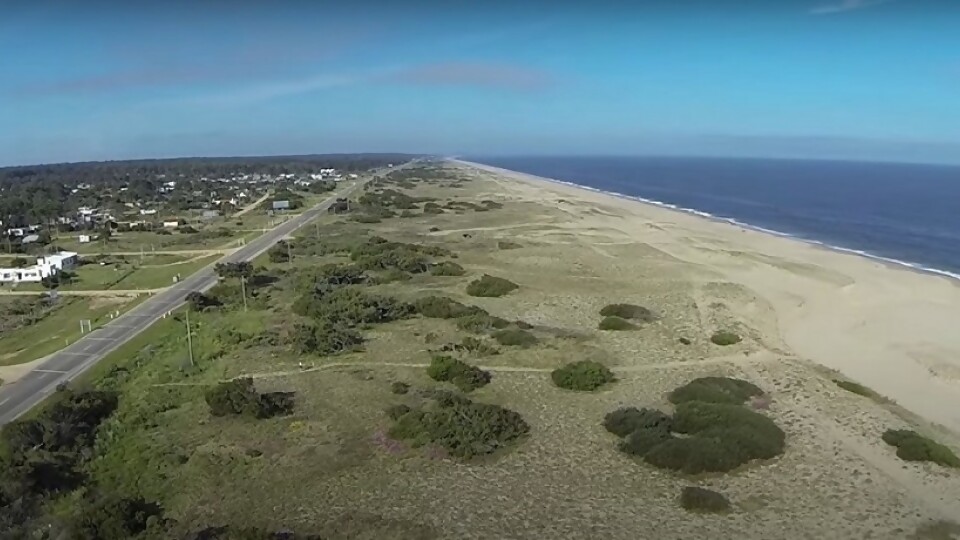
[810,0,893,15]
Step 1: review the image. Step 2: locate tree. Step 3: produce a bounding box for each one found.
[214,262,254,311]
[11,256,29,268]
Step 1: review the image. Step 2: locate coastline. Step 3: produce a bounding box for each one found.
[457,159,960,284]
[454,159,960,436]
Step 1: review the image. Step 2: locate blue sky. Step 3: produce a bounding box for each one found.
[1,0,958,166]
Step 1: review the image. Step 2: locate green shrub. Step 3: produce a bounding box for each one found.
[391,381,410,395]
[668,376,764,405]
[452,337,499,356]
[881,429,960,467]
[385,404,412,420]
[679,487,731,513]
[599,303,656,322]
[422,202,444,214]
[551,360,616,391]
[455,312,510,333]
[603,407,673,437]
[399,210,417,218]
[426,355,492,392]
[290,321,363,355]
[497,240,522,250]
[466,274,519,297]
[710,330,742,346]
[598,316,637,331]
[619,426,674,456]
[492,328,538,348]
[430,261,466,276]
[387,396,529,458]
[414,296,482,319]
[678,337,692,345]
[352,214,382,223]
[71,494,164,540]
[515,320,534,330]
[374,268,411,283]
[639,401,785,473]
[833,379,876,398]
[293,286,413,326]
[203,378,261,417]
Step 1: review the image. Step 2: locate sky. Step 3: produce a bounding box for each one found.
[1,0,959,166]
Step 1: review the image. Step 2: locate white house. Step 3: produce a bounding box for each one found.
[0,251,78,284]
[163,221,180,228]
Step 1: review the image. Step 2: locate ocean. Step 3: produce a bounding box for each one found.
[468,156,960,280]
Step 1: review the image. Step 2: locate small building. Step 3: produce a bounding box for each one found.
[201,210,220,220]
[163,220,180,228]
[78,234,92,243]
[272,200,290,211]
[20,234,40,244]
[0,251,78,284]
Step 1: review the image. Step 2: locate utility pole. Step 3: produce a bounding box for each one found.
[240,275,248,312]
[315,222,319,238]
[185,306,195,367]
[287,240,292,265]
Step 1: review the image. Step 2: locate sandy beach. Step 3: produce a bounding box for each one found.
[458,159,960,438]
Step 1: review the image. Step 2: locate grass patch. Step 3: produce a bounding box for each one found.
[455,312,510,333]
[497,240,522,250]
[413,296,482,319]
[598,316,637,331]
[466,274,519,297]
[833,379,877,398]
[491,328,538,348]
[679,487,731,513]
[882,429,960,468]
[710,330,742,346]
[551,360,616,391]
[599,303,656,322]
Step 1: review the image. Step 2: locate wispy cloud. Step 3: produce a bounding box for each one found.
[388,62,555,92]
[8,33,347,97]
[810,0,894,15]
[149,74,361,108]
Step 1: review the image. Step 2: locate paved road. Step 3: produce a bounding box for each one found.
[0,178,370,425]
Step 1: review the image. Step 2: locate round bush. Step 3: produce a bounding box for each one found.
[882,429,960,468]
[491,328,538,348]
[599,303,656,322]
[710,330,742,346]
[430,261,466,276]
[679,486,731,513]
[668,376,764,405]
[466,274,519,297]
[603,407,673,437]
[640,401,785,473]
[551,360,616,391]
[598,316,637,331]
[619,426,674,456]
[388,397,529,459]
[391,381,410,395]
[426,355,492,393]
[456,313,510,334]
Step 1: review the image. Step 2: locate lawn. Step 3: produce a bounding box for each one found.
[0,294,142,366]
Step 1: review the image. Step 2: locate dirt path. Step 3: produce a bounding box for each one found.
[235,191,272,217]
[151,352,777,387]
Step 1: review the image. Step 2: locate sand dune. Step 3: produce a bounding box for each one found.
[458,159,960,437]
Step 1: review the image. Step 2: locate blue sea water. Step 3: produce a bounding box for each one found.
[468,156,960,279]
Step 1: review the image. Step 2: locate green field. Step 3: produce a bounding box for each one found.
[0,294,142,366]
